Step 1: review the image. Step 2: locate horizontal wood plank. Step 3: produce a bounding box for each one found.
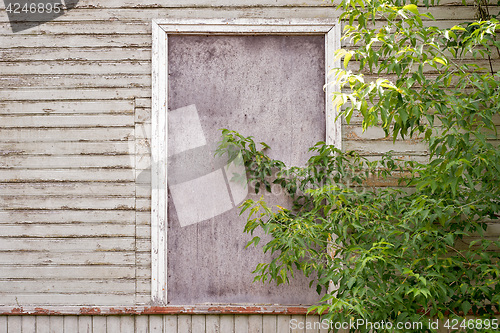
[0,142,132,155]
[0,74,150,89]
[70,0,335,8]
[0,114,134,128]
[0,155,133,168]
[343,140,429,155]
[0,47,151,62]
[0,252,135,266]
[1,61,150,75]
[0,35,150,49]
[0,100,133,114]
[0,21,152,35]
[0,6,483,23]
[0,238,135,252]
[0,182,134,195]
[0,88,149,101]
[0,169,135,182]
[0,7,340,23]
[0,294,136,306]
[0,210,135,223]
[0,128,133,142]
[0,280,135,294]
[0,266,134,279]
[0,224,135,237]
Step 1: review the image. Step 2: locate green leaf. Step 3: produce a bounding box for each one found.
[403,4,419,15]
[344,51,353,69]
[461,301,471,315]
[444,234,454,246]
[245,236,261,248]
[433,57,447,66]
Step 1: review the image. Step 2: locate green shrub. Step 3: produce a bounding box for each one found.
[217,0,500,331]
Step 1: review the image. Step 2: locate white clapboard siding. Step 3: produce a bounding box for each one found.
[0,193,136,210]
[0,100,134,114]
[0,47,152,62]
[0,6,483,22]
[0,252,135,266]
[0,74,151,89]
[70,0,496,6]
[0,155,133,168]
[0,35,151,48]
[136,154,151,171]
[135,123,151,139]
[0,114,133,127]
[0,183,134,196]
[0,8,340,22]
[343,140,429,155]
[0,141,132,155]
[0,210,135,223]
[0,294,135,306]
[0,169,135,182]
[0,61,150,75]
[1,280,135,294]
[0,88,150,101]
[343,125,425,141]
[0,238,135,252]
[72,0,335,7]
[0,21,152,35]
[0,266,134,279]
[0,224,135,237]
[135,107,151,123]
[135,212,150,226]
[0,128,133,142]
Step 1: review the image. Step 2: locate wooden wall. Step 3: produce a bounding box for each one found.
[0,0,498,331]
[0,314,464,332]
[0,0,343,308]
[0,314,332,333]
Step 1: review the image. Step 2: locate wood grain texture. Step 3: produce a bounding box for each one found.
[0,314,335,332]
[133,317,147,333]
[36,316,50,333]
[219,315,234,333]
[0,100,134,114]
[78,316,93,333]
[0,314,490,332]
[0,87,149,101]
[263,316,277,333]
[177,315,192,333]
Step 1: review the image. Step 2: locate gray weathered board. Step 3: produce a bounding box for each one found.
[166,34,325,304]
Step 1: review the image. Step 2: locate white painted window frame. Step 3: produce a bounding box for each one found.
[151,18,341,305]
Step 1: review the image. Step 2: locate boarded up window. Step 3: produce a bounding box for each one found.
[166,35,326,305]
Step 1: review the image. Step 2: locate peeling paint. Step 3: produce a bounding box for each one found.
[0,305,313,316]
[79,307,102,315]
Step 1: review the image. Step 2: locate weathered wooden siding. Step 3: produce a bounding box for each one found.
[1,0,343,309]
[0,314,335,333]
[0,0,499,331]
[0,314,467,332]
[0,98,137,305]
